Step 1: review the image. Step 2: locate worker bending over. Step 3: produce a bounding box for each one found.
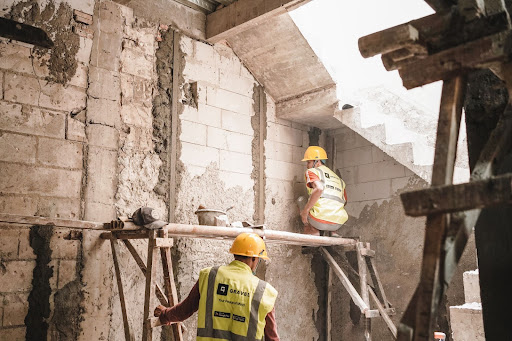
[298,146,348,236]
[154,232,280,340]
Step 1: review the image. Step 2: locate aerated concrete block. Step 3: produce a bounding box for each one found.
[0,164,82,198]
[180,142,219,168]
[90,31,122,71]
[181,104,221,128]
[0,260,35,292]
[0,102,65,139]
[0,133,36,164]
[120,47,153,80]
[0,229,20,260]
[207,87,253,114]
[86,124,119,149]
[1,292,29,327]
[221,109,253,135]
[87,98,121,128]
[88,66,120,101]
[338,146,373,167]
[267,122,302,146]
[463,270,481,303]
[37,138,83,169]
[67,117,87,142]
[219,150,252,174]
[449,303,485,341]
[181,120,207,146]
[207,127,252,154]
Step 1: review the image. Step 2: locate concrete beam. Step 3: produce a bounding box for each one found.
[206,0,311,43]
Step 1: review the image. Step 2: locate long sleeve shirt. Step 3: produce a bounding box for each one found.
[160,280,280,341]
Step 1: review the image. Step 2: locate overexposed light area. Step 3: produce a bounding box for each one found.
[290,0,442,114]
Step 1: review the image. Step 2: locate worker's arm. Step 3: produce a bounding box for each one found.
[264,307,280,341]
[154,281,200,325]
[300,180,324,224]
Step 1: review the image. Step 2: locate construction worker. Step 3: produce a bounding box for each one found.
[154,232,280,340]
[298,146,348,235]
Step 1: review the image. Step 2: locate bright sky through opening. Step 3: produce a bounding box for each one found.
[290,0,442,114]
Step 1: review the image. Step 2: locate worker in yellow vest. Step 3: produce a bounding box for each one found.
[154,232,280,340]
[298,146,348,235]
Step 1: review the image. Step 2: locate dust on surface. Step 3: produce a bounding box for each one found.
[7,0,80,84]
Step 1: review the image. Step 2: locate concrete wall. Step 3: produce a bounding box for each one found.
[0,1,322,340]
[328,126,477,340]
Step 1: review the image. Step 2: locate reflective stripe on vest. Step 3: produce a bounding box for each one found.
[197,262,276,341]
[307,165,348,224]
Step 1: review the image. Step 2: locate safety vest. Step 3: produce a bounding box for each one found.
[197,261,278,341]
[306,165,348,225]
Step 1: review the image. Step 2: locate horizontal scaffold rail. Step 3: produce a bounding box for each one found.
[0,214,356,248]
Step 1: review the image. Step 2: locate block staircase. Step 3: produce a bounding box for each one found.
[449,270,485,340]
[333,87,470,184]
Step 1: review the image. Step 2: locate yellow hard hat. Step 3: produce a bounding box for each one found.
[302,146,328,161]
[229,233,269,260]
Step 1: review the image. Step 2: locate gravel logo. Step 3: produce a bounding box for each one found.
[217,284,229,296]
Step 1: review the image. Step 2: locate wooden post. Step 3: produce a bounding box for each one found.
[110,237,134,341]
[159,230,183,341]
[369,286,397,338]
[143,230,158,341]
[366,256,390,309]
[326,266,332,341]
[357,242,371,341]
[406,76,466,341]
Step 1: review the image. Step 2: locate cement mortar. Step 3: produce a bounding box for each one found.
[8,0,80,85]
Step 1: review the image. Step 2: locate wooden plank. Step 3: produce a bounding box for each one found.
[154,238,174,248]
[0,213,103,229]
[326,266,332,341]
[365,308,396,318]
[356,242,372,341]
[122,240,169,307]
[359,24,423,58]
[369,286,398,338]
[110,237,134,341]
[0,17,53,48]
[424,0,454,12]
[399,31,510,89]
[401,173,512,216]
[160,230,183,341]
[168,30,181,224]
[366,257,390,309]
[411,76,466,341]
[143,231,158,341]
[206,0,311,43]
[360,248,376,257]
[257,86,266,224]
[320,247,369,313]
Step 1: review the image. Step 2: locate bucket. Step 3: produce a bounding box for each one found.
[194,209,227,226]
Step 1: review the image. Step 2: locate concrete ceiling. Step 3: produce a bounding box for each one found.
[174,0,237,14]
[226,12,342,130]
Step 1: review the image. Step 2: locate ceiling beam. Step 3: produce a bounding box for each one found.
[206,0,311,43]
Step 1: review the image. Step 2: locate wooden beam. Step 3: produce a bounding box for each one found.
[168,31,181,224]
[206,0,311,43]
[423,0,455,12]
[398,76,466,341]
[356,242,372,341]
[110,237,134,341]
[320,247,369,313]
[121,239,169,307]
[0,17,53,48]
[365,308,396,318]
[143,231,158,341]
[0,213,103,229]
[399,31,510,89]
[359,24,424,58]
[401,173,512,216]
[369,286,398,338]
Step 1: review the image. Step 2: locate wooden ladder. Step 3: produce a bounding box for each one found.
[102,229,184,341]
[319,242,397,340]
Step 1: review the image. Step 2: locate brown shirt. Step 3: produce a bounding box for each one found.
[160,280,280,340]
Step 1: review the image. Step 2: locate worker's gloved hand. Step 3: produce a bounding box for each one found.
[154,305,167,317]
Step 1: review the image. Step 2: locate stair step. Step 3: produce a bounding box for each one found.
[463,270,481,303]
[449,303,485,341]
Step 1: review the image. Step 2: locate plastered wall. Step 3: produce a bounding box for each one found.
[0,0,323,340]
[328,126,477,340]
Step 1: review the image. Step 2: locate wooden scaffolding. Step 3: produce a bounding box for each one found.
[358,0,512,340]
[99,221,399,341]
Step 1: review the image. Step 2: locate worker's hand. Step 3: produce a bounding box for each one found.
[154,305,167,317]
[300,209,309,225]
